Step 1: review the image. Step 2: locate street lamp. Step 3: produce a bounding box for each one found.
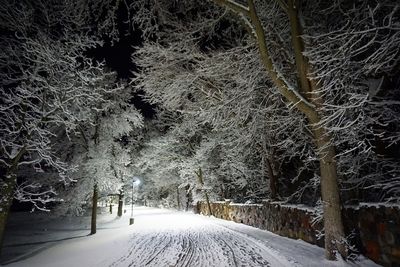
[129,177,141,225]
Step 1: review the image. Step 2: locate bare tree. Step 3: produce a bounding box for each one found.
[209,0,400,259]
[301,0,400,204]
[56,94,143,234]
[0,0,124,251]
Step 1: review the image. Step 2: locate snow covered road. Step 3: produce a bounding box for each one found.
[106,212,292,267]
[2,207,379,267]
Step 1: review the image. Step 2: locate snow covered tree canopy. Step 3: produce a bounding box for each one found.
[0,0,398,216]
[130,0,400,206]
[0,0,398,262]
[0,0,140,213]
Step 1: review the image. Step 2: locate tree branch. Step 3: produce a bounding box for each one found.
[246,0,317,120]
[212,0,250,16]
[275,0,289,13]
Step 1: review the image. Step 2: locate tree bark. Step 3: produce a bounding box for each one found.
[90,184,98,235]
[287,0,312,96]
[312,126,347,259]
[117,190,123,217]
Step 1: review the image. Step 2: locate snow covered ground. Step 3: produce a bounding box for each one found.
[1,206,381,267]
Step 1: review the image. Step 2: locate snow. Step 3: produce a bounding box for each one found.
[345,202,400,210]
[1,206,381,267]
[358,202,400,209]
[272,202,316,213]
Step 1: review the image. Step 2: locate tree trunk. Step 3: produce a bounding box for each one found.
[313,126,347,259]
[196,168,213,216]
[117,191,123,217]
[0,147,26,255]
[176,186,181,210]
[250,0,347,259]
[185,186,192,211]
[266,157,278,200]
[261,135,278,200]
[90,184,98,235]
[220,184,227,199]
[286,1,347,259]
[204,192,213,216]
[0,173,17,256]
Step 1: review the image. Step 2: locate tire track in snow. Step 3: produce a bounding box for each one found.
[141,234,174,266]
[217,236,239,267]
[211,222,302,267]
[109,232,174,267]
[109,233,149,266]
[107,213,297,267]
[209,224,271,267]
[174,232,194,267]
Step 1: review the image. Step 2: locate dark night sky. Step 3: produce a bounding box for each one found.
[86,4,156,119]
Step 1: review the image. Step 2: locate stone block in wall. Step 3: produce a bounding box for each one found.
[365,240,381,263]
[349,204,400,267]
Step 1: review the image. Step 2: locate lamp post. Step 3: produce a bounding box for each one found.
[129,177,141,225]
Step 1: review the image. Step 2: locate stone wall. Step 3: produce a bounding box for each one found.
[197,200,400,267]
[355,204,400,266]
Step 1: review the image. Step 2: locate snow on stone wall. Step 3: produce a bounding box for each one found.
[196,200,400,267]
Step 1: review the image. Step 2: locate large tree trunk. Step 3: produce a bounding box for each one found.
[313,126,347,259]
[90,184,98,235]
[286,1,347,259]
[117,190,123,217]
